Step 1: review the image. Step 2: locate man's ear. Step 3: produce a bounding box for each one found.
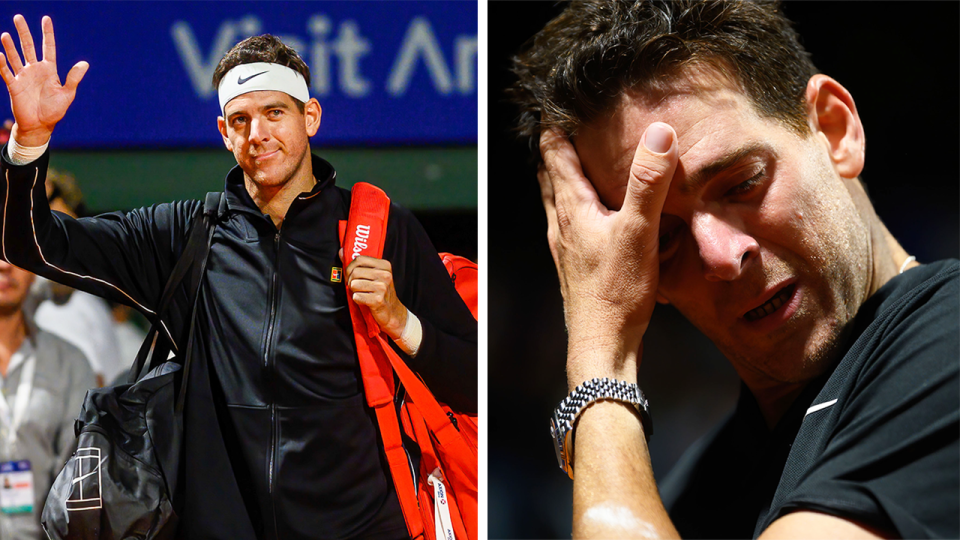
[805,74,865,178]
[217,116,233,151]
[304,98,322,137]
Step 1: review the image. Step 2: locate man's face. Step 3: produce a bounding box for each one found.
[218,90,319,190]
[0,260,34,317]
[573,72,872,387]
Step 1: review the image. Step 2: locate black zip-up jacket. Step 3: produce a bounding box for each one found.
[0,149,477,540]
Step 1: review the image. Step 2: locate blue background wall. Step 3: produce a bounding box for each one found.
[1,2,477,148]
[0,2,477,257]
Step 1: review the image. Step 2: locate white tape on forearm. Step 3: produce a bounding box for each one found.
[6,136,47,166]
[394,309,422,357]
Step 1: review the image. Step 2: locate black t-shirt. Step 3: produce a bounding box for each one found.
[660,260,959,539]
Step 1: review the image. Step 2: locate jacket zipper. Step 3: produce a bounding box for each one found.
[264,229,282,537]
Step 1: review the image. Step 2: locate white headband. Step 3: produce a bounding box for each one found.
[217,62,310,116]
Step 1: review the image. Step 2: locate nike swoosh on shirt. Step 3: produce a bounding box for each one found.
[237,71,268,85]
[805,398,838,417]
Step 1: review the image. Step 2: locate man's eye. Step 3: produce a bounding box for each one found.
[269,109,283,118]
[726,169,766,197]
[658,216,684,259]
[659,227,680,251]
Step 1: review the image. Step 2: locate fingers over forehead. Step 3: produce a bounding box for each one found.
[538,128,576,174]
[538,128,599,204]
[537,164,564,270]
[537,164,561,247]
[537,164,558,222]
[537,163,555,205]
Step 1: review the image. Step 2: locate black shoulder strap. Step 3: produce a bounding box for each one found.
[205,190,227,220]
[128,194,222,394]
[173,192,223,411]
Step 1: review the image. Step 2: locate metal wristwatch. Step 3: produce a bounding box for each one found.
[550,377,652,479]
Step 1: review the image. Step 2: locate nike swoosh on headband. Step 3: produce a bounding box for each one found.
[238,71,268,85]
[219,63,310,115]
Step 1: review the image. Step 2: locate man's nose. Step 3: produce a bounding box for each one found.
[247,117,269,143]
[692,212,759,282]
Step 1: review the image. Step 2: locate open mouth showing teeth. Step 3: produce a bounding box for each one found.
[744,284,795,322]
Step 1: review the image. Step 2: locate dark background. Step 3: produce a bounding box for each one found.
[487,2,960,538]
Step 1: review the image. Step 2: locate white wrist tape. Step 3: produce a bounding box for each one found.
[6,136,48,166]
[218,62,310,116]
[394,309,423,357]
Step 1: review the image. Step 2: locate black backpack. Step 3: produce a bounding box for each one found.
[41,193,224,539]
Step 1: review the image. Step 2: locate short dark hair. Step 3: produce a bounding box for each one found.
[212,34,311,113]
[509,0,819,156]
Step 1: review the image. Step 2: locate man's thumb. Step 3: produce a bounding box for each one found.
[63,61,88,93]
[624,122,678,216]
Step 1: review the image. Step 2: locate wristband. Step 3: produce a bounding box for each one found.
[394,309,422,357]
[7,136,48,166]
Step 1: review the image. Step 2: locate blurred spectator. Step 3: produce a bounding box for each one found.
[109,302,147,383]
[42,166,88,219]
[0,259,95,538]
[33,276,124,387]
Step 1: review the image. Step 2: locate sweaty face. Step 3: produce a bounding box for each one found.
[219,90,316,191]
[573,76,872,388]
[0,261,34,317]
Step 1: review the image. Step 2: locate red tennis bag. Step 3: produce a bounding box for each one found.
[340,182,478,540]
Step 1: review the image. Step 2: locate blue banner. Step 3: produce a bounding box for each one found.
[0,2,477,148]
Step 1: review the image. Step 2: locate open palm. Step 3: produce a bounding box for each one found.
[0,15,87,146]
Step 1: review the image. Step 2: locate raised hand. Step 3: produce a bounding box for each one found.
[0,15,88,147]
[537,123,677,389]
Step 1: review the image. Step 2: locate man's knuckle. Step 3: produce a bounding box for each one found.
[629,161,668,186]
[555,205,573,230]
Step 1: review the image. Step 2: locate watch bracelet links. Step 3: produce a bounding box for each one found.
[552,377,652,478]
